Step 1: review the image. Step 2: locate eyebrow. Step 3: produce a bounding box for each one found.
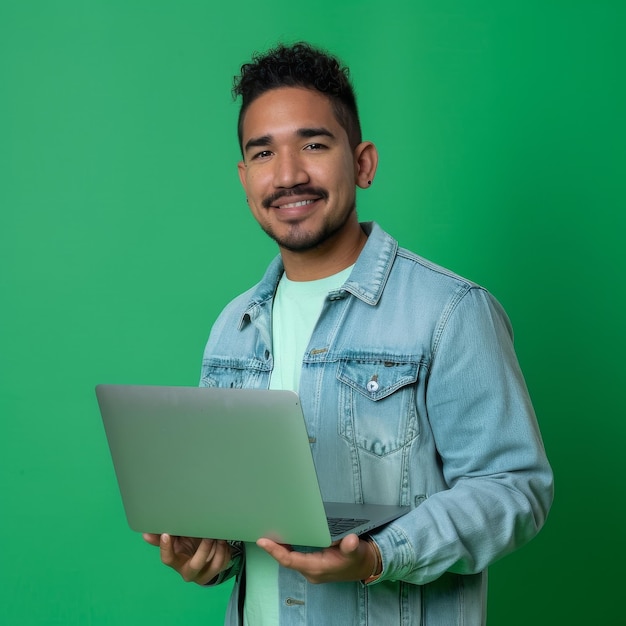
[244,127,336,153]
[298,127,335,140]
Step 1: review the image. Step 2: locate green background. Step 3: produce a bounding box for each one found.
[1,0,624,624]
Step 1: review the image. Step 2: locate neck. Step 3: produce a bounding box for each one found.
[280,221,367,281]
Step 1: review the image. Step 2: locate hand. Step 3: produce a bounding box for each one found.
[256,533,378,584]
[143,533,233,585]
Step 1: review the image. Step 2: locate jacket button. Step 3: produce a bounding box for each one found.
[366,379,379,393]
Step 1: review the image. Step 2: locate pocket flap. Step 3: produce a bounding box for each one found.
[337,358,419,401]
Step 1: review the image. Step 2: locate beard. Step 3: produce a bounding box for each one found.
[259,199,357,252]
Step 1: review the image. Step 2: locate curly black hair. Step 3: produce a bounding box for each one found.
[233,42,362,152]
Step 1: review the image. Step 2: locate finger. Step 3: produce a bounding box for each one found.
[188,538,218,571]
[159,533,177,566]
[256,538,295,567]
[143,533,161,547]
[257,539,329,576]
[189,540,232,586]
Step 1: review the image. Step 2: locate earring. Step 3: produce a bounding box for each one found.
[367,180,372,185]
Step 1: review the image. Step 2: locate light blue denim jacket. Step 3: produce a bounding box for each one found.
[200,222,553,625]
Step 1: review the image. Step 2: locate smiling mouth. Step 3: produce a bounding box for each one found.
[279,199,317,209]
[262,186,328,209]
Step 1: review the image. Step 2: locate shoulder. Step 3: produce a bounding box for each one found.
[388,243,490,314]
[363,221,481,296]
[396,246,477,287]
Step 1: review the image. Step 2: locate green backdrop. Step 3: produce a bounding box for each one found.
[1,1,624,624]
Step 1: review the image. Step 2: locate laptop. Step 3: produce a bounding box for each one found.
[95,384,409,547]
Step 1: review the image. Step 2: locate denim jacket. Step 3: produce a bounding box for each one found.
[200,222,553,625]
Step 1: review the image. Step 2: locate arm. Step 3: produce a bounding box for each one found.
[259,288,552,586]
[370,287,553,584]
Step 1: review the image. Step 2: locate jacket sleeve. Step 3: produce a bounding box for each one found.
[370,287,553,585]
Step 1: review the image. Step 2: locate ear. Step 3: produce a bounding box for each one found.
[353,141,379,189]
[237,160,248,191]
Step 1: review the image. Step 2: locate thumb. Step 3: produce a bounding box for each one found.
[338,533,361,555]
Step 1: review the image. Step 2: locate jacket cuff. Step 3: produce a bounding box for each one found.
[367,524,415,583]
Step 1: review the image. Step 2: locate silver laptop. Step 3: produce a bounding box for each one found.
[95,384,409,547]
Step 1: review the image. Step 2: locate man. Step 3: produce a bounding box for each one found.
[144,42,553,625]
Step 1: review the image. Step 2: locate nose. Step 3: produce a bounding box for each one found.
[273,151,309,188]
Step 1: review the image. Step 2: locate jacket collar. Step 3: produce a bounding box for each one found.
[238,222,398,329]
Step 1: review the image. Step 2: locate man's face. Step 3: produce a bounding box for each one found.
[237,87,360,253]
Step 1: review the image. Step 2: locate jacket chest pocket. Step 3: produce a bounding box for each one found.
[337,358,420,457]
[200,357,269,389]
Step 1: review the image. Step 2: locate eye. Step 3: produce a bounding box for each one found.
[251,150,273,160]
[304,143,326,151]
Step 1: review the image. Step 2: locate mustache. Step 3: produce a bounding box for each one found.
[262,186,328,209]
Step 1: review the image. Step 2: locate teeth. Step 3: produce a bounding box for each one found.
[281,199,315,209]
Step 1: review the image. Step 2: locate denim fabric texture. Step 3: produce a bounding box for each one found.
[201,222,553,626]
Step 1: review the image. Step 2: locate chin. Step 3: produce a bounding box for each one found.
[262,209,356,253]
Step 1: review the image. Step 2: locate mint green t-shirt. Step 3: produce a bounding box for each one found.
[243,266,352,626]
